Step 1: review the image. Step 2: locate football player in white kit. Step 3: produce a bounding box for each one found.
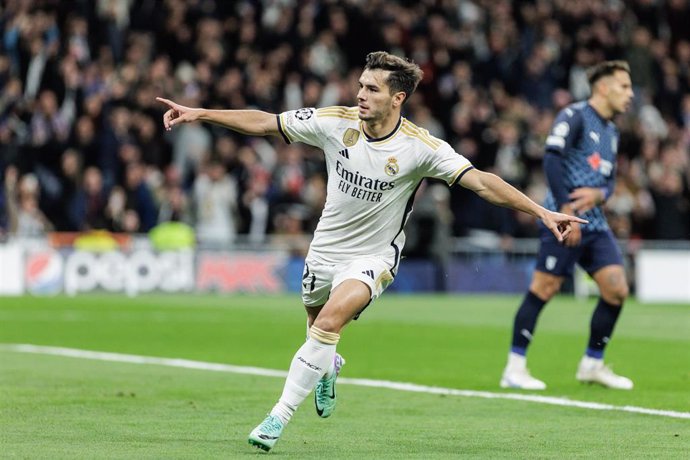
[157,51,586,452]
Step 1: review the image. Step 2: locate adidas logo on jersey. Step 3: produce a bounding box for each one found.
[339,149,349,159]
[362,270,374,279]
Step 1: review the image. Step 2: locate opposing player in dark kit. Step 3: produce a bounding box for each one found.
[501,61,634,391]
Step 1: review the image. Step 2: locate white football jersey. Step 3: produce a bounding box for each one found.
[277,106,473,272]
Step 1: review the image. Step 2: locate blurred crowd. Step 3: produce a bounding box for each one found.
[0,0,689,250]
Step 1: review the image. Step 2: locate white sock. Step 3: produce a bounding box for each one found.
[506,352,527,371]
[322,358,336,379]
[270,337,336,424]
[306,320,336,378]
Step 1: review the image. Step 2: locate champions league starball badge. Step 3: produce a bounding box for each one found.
[295,108,314,120]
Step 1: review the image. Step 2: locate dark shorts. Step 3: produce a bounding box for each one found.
[535,226,623,277]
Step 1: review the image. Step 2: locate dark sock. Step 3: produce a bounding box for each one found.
[511,291,547,355]
[586,297,623,359]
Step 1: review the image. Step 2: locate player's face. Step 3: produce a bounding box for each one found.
[357,69,401,122]
[604,70,634,115]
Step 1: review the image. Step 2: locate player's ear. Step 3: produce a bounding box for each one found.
[392,91,406,108]
[596,77,611,95]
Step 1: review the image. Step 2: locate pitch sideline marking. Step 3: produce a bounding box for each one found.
[2,343,689,420]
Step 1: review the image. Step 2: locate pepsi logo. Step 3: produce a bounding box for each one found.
[25,250,63,295]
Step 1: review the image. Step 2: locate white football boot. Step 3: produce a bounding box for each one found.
[576,356,633,390]
[500,352,547,390]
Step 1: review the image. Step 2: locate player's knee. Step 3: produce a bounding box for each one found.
[604,283,629,305]
[595,266,629,305]
[617,282,629,302]
[530,278,562,301]
[312,317,340,335]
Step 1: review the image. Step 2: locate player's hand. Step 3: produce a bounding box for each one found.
[540,210,588,243]
[156,97,202,131]
[568,187,604,214]
[563,221,581,247]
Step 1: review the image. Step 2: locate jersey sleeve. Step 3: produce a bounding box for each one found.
[420,138,474,186]
[276,107,326,149]
[543,151,570,208]
[545,107,584,156]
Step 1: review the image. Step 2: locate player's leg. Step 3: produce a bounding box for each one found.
[514,271,564,355]
[305,305,323,342]
[501,227,577,390]
[306,305,322,329]
[267,280,368,422]
[249,275,371,451]
[310,279,373,418]
[302,303,344,411]
[248,317,341,452]
[588,264,629,357]
[501,271,562,390]
[575,231,632,389]
[312,258,392,418]
[249,262,335,452]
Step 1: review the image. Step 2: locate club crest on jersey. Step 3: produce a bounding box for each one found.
[545,256,557,271]
[343,128,360,147]
[385,157,399,176]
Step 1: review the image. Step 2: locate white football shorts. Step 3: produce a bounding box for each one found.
[301,256,395,308]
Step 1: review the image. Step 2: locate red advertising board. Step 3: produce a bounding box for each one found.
[196,252,286,293]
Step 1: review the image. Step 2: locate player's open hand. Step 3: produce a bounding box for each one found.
[541,210,588,243]
[156,97,202,131]
[568,187,604,214]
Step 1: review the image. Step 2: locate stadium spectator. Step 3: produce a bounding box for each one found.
[192,158,239,247]
[55,147,82,231]
[103,185,127,232]
[72,166,109,231]
[235,145,271,242]
[122,160,157,232]
[648,143,690,239]
[5,167,53,237]
[156,165,192,225]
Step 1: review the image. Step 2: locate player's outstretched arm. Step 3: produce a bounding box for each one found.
[156,97,280,137]
[458,168,588,242]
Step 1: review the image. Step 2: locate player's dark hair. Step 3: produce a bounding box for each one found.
[364,51,423,104]
[587,60,631,87]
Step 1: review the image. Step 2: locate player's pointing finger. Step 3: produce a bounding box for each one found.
[156,97,175,107]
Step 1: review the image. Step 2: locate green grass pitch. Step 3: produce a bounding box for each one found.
[1,293,688,458]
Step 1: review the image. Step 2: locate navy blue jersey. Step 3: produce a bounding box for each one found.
[543,102,617,232]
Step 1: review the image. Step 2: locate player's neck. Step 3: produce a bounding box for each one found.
[588,96,614,120]
[362,113,401,140]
